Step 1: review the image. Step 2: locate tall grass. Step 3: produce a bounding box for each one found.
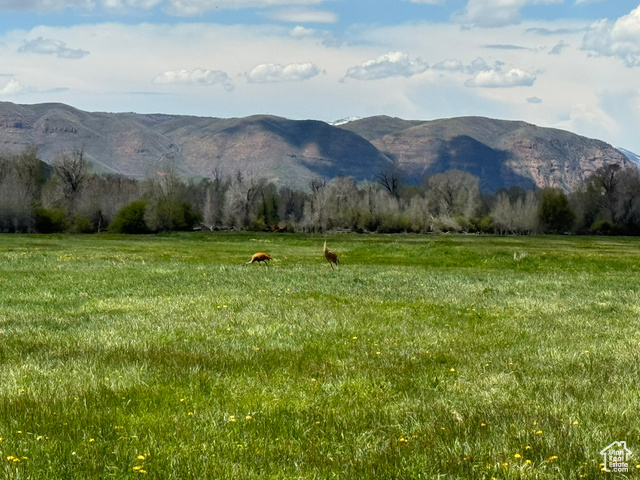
[0,233,639,479]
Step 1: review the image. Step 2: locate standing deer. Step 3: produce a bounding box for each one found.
[323,239,339,269]
[244,252,272,266]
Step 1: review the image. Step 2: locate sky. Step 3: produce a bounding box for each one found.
[1,0,640,153]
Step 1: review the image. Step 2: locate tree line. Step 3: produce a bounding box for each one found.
[1,146,639,235]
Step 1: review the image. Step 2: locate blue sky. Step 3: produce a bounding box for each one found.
[1,0,640,153]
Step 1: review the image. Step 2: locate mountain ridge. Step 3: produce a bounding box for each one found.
[0,101,633,191]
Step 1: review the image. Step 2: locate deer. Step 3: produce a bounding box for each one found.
[244,252,273,266]
[323,239,339,269]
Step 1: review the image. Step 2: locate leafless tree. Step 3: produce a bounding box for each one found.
[202,168,228,228]
[302,178,329,232]
[326,177,361,230]
[492,190,539,234]
[224,173,262,228]
[277,186,304,226]
[406,195,431,232]
[426,169,480,219]
[377,167,403,198]
[52,146,88,218]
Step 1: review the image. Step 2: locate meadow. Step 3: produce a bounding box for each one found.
[0,232,639,479]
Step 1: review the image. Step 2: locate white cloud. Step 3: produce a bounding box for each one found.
[265,8,337,23]
[290,26,316,38]
[153,68,235,90]
[0,77,25,95]
[455,0,563,28]
[164,0,325,16]
[466,57,493,74]
[0,0,325,15]
[433,57,509,76]
[406,0,444,4]
[288,25,339,46]
[0,0,93,12]
[343,52,428,81]
[246,62,320,82]
[0,16,638,153]
[432,59,464,72]
[466,67,536,88]
[582,5,640,67]
[103,0,163,10]
[18,37,90,59]
[549,40,568,55]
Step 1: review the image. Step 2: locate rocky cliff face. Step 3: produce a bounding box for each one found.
[0,102,632,191]
[340,116,631,191]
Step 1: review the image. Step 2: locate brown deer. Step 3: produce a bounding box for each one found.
[323,239,339,269]
[244,252,273,266]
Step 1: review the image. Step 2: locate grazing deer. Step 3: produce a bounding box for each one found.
[323,239,339,269]
[244,252,273,266]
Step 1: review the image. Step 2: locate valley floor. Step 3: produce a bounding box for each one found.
[0,233,639,479]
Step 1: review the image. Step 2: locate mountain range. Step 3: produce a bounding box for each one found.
[0,101,634,192]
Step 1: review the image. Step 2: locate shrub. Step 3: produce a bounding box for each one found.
[149,199,202,232]
[33,207,69,233]
[73,215,94,234]
[109,201,150,234]
[538,189,576,233]
[475,214,494,234]
[590,219,616,235]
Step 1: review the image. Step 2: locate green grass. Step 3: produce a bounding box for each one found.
[1,232,639,479]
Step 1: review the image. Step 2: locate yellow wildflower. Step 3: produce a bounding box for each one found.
[137,455,145,460]
[514,454,521,459]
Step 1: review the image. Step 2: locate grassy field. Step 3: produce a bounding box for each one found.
[0,232,639,479]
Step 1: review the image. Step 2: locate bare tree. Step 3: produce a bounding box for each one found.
[491,190,539,234]
[326,177,361,230]
[309,177,326,195]
[14,145,45,203]
[405,195,431,233]
[302,178,329,232]
[0,147,45,232]
[224,173,262,229]
[52,146,88,218]
[426,170,480,218]
[202,168,228,229]
[377,167,403,198]
[277,186,304,226]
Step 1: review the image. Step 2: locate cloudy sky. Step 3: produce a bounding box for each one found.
[1,1,640,152]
